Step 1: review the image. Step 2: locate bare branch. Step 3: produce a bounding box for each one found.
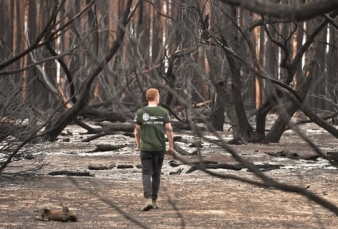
[216,0,338,21]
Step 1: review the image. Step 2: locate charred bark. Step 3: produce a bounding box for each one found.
[211,82,227,131]
[218,6,255,142]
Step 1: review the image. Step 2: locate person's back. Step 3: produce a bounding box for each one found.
[135,106,169,151]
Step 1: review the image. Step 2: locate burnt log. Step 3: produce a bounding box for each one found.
[169,167,184,175]
[91,144,127,152]
[82,131,134,142]
[186,162,283,173]
[117,164,134,169]
[186,163,242,173]
[266,150,320,160]
[88,164,116,170]
[48,170,93,176]
[95,123,135,132]
[169,160,218,167]
[82,132,113,142]
[174,143,197,156]
[74,119,101,134]
[81,109,126,122]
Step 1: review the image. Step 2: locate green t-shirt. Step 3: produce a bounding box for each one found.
[134,106,170,151]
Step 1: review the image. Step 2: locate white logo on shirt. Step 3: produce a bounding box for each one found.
[142,113,150,121]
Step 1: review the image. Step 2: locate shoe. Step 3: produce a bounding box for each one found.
[152,200,158,209]
[142,198,154,211]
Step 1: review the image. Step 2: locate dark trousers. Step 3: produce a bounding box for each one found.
[140,150,165,200]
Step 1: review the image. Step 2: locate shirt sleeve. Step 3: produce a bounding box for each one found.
[134,110,142,125]
[163,109,170,124]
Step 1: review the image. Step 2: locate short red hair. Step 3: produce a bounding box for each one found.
[146,88,159,101]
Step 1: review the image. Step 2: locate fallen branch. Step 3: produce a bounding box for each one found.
[82,132,113,142]
[266,150,320,160]
[169,167,184,175]
[88,164,116,170]
[117,164,134,169]
[186,163,283,173]
[91,144,127,152]
[186,163,242,173]
[174,143,197,156]
[48,170,93,176]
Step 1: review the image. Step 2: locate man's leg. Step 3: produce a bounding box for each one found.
[140,151,153,198]
[152,151,165,204]
[140,151,154,211]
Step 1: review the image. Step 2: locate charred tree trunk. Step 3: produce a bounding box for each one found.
[221,6,255,142]
[211,82,226,131]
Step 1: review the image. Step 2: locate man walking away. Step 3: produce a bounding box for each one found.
[134,88,174,211]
